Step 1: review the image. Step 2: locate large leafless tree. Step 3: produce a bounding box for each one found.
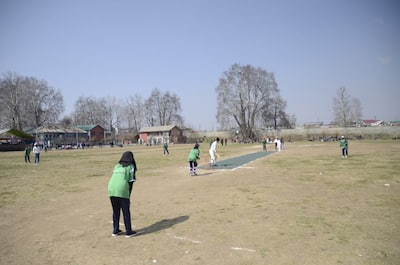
[24,77,64,127]
[350,97,363,126]
[332,86,363,127]
[72,96,109,128]
[0,72,64,130]
[216,64,292,140]
[261,92,293,130]
[126,94,144,133]
[144,88,183,126]
[0,72,25,129]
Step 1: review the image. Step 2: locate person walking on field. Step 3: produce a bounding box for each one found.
[340,135,348,158]
[209,137,220,166]
[32,143,40,164]
[108,151,138,237]
[163,142,169,155]
[24,146,31,163]
[188,143,200,176]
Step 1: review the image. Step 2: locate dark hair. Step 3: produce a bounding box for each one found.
[216,137,220,142]
[194,143,199,149]
[119,151,137,171]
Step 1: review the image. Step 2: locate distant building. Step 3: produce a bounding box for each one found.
[139,125,185,145]
[362,120,383,127]
[75,124,105,144]
[303,122,323,128]
[0,128,35,151]
[390,121,400,126]
[25,125,88,147]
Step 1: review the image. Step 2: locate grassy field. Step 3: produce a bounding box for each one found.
[0,140,399,265]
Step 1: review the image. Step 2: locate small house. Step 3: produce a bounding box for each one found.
[139,125,184,145]
[75,124,105,144]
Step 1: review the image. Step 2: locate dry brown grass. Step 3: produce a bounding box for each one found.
[0,140,399,265]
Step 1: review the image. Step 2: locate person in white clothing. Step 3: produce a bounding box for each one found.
[209,137,220,166]
[32,143,41,164]
[274,137,282,152]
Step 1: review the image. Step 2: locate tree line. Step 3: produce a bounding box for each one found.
[0,72,184,134]
[1,64,360,140]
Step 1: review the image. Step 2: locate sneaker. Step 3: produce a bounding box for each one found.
[125,231,138,238]
[112,230,123,236]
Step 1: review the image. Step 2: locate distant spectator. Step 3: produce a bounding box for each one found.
[163,142,170,155]
[24,146,31,163]
[32,143,40,164]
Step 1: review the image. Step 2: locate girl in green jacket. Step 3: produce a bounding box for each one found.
[188,143,200,176]
[108,151,137,237]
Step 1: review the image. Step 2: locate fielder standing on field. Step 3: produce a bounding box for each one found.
[340,135,349,158]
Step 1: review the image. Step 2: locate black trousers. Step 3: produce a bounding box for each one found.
[110,196,132,234]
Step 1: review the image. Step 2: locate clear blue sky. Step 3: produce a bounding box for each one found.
[1,0,399,130]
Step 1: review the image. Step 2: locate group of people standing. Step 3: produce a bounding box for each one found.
[24,143,41,165]
[261,137,284,152]
[187,137,220,176]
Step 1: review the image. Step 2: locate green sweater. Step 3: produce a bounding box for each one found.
[340,139,348,148]
[108,164,135,199]
[188,148,200,162]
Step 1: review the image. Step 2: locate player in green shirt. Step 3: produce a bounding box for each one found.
[163,142,169,155]
[108,151,138,237]
[24,146,31,163]
[339,135,348,158]
[188,143,200,176]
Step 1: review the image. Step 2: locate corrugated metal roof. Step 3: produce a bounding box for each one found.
[75,124,103,131]
[139,125,178,133]
[36,125,87,134]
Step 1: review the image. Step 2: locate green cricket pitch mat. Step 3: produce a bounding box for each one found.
[200,151,274,170]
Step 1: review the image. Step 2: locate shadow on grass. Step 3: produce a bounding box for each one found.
[136,215,189,236]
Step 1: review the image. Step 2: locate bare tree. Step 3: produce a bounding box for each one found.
[60,115,73,126]
[0,72,64,130]
[216,64,290,140]
[350,97,363,126]
[126,94,144,133]
[0,72,25,130]
[333,86,354,127]
[144,93,157,127]
[104,96,119,134]
[23,77,64,127]
[72,96,108,127]
[261,93,293,129]
[144,88,183,126]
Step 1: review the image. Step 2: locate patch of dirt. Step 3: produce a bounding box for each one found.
[0,141,399,265]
